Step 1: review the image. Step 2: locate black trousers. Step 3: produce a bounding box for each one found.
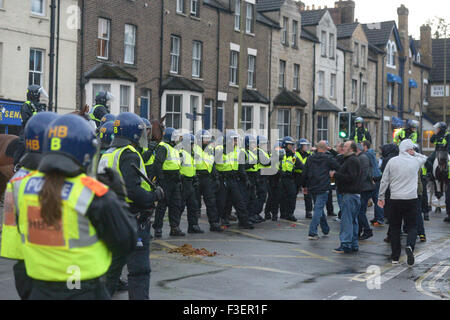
[254,175,268,215]
[29,277,110,300]
[13,261,32,300]
[216,176,249,223]
[196,174,220,224]
[181,177,200,227]
[246,173,258,217]
[105,252,128,297]
[280,176,297,218]
[326,188,334,214]
[153,178,182,230]
[389,199,418,261]
[421,176,430,214]
[265,174,281,217]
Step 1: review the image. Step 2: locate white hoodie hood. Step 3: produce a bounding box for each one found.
[399,139,415,156]
[378,139,428,200]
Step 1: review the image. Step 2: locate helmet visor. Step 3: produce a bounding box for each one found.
[139,125,148,149]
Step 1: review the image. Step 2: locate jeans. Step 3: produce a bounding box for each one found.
[309,192,330,236]
[127,224,151,300]
[359,191,373,234]
[371,181,384,223]
[389,199,418,261]
[339,194,361,251]
[337,192,344,213]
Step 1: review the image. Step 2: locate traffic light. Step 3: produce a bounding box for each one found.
[338,112,352,139]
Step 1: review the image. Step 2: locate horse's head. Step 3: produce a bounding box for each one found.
[150,115,166,143]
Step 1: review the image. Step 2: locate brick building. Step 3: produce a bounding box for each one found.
[76,0,161,117]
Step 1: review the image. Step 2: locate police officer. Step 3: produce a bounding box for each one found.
[354,117,372,143]
[99,112,164,300]
[98,121,115,152]
[394,120,419,145]
[90,91,112,128]
[243,135,263,224]
[13,85,48,166]
[179,133,204,234]
[215,131,254,229]
[296,139,313,219]
[2,114,137,300]
[254,135,271,220]
[0,112,58,300]
[100,114,116,127]
[151,127,185,238]
[193,130,223,232]
[280,137,304,222]
[265,140,284,221]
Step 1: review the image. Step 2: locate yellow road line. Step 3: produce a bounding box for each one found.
[415,261,445,300]
[225,228,266,240]
[291,249,335,263]
[152,239,179,249]
[428,265,449,297]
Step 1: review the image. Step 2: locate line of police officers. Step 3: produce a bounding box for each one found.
[2,88,448,300]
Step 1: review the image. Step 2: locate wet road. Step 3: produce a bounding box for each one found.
[0,195,449,300]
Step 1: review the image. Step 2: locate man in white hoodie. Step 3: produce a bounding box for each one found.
[378,139,428,266]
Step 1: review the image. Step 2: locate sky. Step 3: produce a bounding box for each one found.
[302,0,450,38]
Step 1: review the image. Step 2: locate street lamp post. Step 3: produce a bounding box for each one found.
[48,0,56,112]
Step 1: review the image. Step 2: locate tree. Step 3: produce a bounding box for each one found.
[428,17,449,122]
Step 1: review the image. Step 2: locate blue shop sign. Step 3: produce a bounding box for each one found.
[0,100,23,126]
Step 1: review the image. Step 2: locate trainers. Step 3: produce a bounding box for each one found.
[228,214,238,221]
[405,246,415,266]
[170,227,186,237]
[423,213,430,221]
[333,247,345,253]
[359,232,373,241]
[419,235,427,242]
[210,223,224,232]
[221,218,231,227]
[327,212,337,217]
[373,222,384,227]
[392,260,399,265]
[334,217,341,222]
[305,211,313,219]
[308,235,320,240]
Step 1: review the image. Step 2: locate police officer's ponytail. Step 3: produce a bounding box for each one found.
[39,171,66,226]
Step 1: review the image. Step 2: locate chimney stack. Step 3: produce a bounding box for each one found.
[397,4,409,58]
[334,0,355,24]
[420,24,432,67]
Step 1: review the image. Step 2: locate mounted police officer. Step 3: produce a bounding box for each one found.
[13,85,48,166]
[193,129,223,232]
[296,139,313,219]
[394,120,419,145]
[99,112,164,300]
[279,137,304,222]
[150,127,185,238]
[0,112,58,300]
[90,91,112,128]
[2,114,137,300]
[354,117,372,143]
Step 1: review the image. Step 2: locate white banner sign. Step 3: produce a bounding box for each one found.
[431,85,450,97]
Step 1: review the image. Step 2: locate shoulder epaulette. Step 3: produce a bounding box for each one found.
[81,176,109,197]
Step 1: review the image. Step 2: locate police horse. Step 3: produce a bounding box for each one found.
[430,149,449,213]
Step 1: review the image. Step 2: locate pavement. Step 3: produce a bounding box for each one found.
[0,195,449,300]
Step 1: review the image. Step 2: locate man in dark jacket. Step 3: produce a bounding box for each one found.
[356,143,375,240]
[302,141,340,240]
[331,141,362,253]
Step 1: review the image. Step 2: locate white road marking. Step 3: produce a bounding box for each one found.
[338,295,357,300]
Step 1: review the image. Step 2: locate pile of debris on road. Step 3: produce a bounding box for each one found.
[168,244,217,257]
